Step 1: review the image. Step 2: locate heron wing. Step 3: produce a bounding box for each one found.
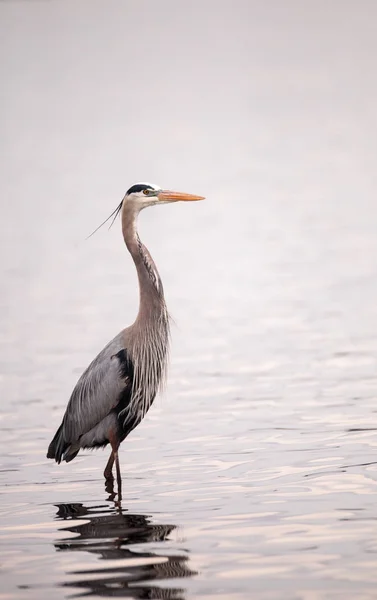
[61,333,133,443]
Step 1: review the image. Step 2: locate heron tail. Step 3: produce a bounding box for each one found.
[47,424,79,463]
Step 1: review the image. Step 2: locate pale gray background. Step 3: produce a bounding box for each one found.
[1,1,377,599]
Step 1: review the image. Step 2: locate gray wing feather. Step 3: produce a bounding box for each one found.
[61,332,128,443]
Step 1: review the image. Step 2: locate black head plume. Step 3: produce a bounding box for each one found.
[86,199,123,240]
[126,183,156,195]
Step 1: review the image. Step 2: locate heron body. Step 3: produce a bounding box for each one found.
[47,182,204,492]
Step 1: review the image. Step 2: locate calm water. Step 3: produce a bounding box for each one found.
[2,1,377,598]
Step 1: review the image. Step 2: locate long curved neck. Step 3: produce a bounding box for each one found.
[120,200,170,422]
[121,202,166,325]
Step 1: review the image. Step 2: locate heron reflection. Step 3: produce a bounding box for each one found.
[54,499,195,598]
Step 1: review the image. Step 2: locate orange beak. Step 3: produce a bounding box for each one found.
[158,190,205,202]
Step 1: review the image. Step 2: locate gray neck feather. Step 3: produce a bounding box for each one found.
[121,202,170,425]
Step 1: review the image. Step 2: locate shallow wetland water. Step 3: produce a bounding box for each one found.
[2,2,377,598]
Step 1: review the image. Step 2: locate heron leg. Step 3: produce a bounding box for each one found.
[104,451,115,480]
[113,451,122,500]
[105,473,116,500]
[107,431,122,501]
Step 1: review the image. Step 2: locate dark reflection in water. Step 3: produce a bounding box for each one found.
[54,498,195,599]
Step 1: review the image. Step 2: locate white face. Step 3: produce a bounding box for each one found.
[125,183,162,209]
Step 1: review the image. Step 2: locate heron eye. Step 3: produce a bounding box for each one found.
[143,189,150,196]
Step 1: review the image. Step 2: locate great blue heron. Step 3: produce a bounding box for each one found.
[47,182,204,496]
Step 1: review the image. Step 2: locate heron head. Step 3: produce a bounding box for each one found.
[86,183,204,239]
[125,182,205,208]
